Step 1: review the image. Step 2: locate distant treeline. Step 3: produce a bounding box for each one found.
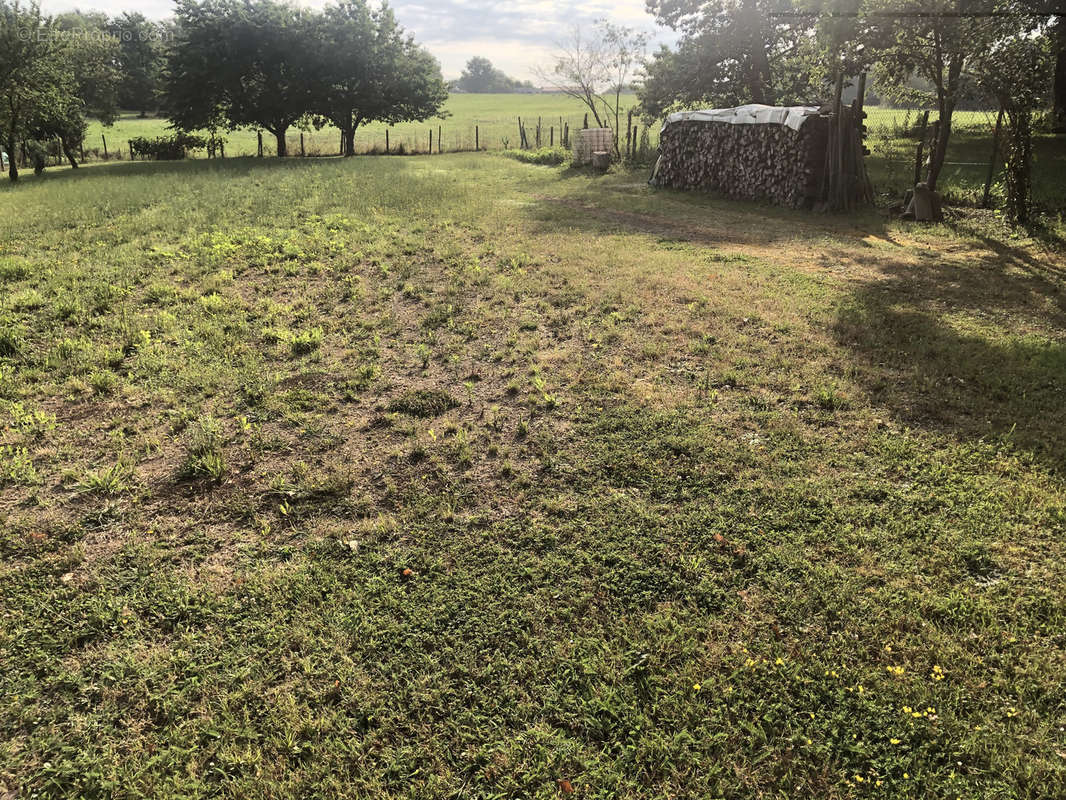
[0,0,448,179]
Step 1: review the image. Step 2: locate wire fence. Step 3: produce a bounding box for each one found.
[22,105,1063,211]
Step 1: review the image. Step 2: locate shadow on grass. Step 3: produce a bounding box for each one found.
[0,155,353,189]
[530,178,894,250]
[835,237,1066,472]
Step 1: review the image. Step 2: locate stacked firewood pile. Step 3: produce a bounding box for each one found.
[655,109,870,210]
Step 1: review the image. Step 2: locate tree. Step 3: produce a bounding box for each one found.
[1053,20,1065,131]
[456,57,532,93]
[872,0,1001,191]
[973,16,1054,223]
[313,0,447,157]
[640,0,816,118]
[0,1,60,181]
[166,0,320,157]
[535,20,647,155]
[109,12,166,116]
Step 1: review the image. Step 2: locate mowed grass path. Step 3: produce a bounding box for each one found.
[1,155,1065,798]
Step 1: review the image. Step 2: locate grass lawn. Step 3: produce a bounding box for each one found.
[1,153,1065,798]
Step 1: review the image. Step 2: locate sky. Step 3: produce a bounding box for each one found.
[39,0,676,83]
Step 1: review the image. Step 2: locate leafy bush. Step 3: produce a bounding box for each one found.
[502,147,572,167]
[129,133,209,161]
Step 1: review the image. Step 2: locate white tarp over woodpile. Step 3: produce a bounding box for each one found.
[662,104,822,133]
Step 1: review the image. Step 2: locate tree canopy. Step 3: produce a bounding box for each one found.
[640,0,818,117]
[314,0,448,156]
[1,1,121,179]
[455,57,533,93]
[164,0,446,157]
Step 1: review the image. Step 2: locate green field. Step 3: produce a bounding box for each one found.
[1,153,1065,798]
[85,93,643,160]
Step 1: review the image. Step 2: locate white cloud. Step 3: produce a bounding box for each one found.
[39,0,676,82]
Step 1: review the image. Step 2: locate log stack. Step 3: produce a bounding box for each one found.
[653,106,870,211]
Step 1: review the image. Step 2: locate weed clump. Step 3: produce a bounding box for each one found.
[0,325,23,357]
[179,415,226,481]
[388,388,458,418]
[290,327,324,355]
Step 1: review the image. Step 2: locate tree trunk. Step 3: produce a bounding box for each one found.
[1054,20,1066,133]
[927,113,950,191]
[342,113,357,157]
[927,100,955,191]
[927,53,963,192]
[62,139,79,169]
[742,0,772,104]
[6,128,18,182]
[274,129,287,158]
[1004,108,1033,224]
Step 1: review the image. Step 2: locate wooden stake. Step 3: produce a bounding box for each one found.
[102,134,108,159]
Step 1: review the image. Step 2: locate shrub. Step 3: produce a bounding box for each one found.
[129,133,209,161]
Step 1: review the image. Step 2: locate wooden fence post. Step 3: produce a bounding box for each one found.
[475,126,479,151]
[626,109,634,159]
[438,125,442,153]
[429,129,433,154]
[102,134,108,159]
[386,129,390,154]
[300,132,305,157]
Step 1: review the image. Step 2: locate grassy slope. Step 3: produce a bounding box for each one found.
[1,155,1065,799]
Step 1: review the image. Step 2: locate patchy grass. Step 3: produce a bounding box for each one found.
[1,153,1065,799]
